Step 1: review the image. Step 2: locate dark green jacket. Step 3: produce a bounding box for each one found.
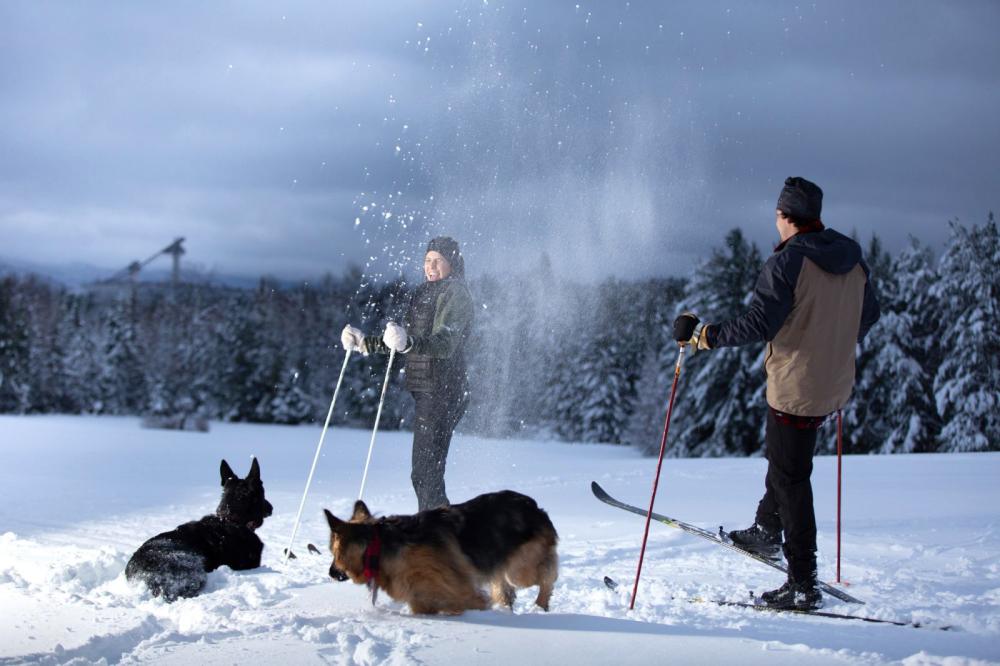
[366,277,474,394]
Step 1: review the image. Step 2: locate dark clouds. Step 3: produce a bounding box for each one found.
[1,1,998,282]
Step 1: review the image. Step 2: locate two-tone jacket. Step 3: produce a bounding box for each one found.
[367,276,474,395]
[706,228,881,417]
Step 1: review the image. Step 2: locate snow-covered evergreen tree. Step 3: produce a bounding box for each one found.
[270,365,316,424]
[931,214,1000,452]
[574,279,648,444]
[59,294,102,413]
[220,290,277,422]
[668,229,766,457]
[841,234,895,453]
[577,335,632,444]
[96,293,147,414]
[0,277,31,413]
[620,277,685,450]
[862,238,940,453]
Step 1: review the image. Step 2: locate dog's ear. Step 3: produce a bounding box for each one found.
[247,457,261,482]
[324,509,344,531]
[351,500,372,522]
[220,460,237,486]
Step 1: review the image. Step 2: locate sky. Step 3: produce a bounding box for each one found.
[2,1,999,284]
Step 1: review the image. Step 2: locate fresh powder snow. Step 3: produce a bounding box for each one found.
[1,415,997,664]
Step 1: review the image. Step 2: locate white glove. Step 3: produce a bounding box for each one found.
[382,321,410,353]
[340,324,366,352]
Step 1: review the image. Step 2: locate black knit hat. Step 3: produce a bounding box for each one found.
[426,236,464,277]
[777,177,823,221]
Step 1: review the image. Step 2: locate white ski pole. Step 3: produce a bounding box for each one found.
[284,348,353,561]
[358,348,396,500]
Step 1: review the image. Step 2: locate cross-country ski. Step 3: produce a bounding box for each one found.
[602,577,952,631]
[592,481,864,604]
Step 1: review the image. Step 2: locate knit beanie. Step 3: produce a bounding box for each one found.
[426,236,464,277]
[777,177,823,222]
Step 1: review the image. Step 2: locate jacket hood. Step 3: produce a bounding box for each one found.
[784,228,862,275]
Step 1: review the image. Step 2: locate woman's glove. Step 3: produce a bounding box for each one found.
[383,321,411,353]
[340,324,366,353]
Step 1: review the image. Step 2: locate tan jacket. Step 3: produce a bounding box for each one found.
[766,260,868,415]
[708,228,881,417]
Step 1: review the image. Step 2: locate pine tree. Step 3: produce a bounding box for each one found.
[863,238,940,453]
[97,293,147,414]
[620,277,684,450]
[221,291,276,422]
[270,365,316,424]
[577,337,631,444]
[60,294,101,413]
[931,214,1000,452]
[574,279,648,444]
[668,229,766,457]
[842,234,895,453]
[0,277,31,413]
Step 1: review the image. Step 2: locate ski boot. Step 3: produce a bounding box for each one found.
[728,523,782,559]
[760,578,823,611]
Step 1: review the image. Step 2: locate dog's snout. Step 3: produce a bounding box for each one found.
[329,564,348,582]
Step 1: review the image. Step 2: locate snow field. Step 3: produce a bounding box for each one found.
[1,415,998,665]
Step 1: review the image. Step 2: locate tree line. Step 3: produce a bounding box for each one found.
[1,214,997,455]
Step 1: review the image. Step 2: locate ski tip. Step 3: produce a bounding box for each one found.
[603,576,619,590]
[282,548,297,560]
[307,543,321,555]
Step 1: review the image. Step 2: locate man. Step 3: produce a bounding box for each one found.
[673,177,880,610]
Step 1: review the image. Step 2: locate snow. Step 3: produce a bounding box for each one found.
[1,414,998,665]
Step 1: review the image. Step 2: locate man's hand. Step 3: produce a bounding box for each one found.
[383,321,410,353]
[673,312,710,353]
[340,324,366,353]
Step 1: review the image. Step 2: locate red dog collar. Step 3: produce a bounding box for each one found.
[363,527,381,581]
[363,526,381,605]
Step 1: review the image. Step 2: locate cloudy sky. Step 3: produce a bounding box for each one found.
[2,1,998,283]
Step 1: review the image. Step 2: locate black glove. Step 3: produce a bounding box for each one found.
[673,313,700,342]
[673,312,710,354]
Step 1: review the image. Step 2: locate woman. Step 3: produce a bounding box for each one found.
[341,236,474,511]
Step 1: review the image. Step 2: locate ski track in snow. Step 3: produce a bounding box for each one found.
[1,416,998,665]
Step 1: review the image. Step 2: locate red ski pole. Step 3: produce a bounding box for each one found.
[630,344,686,610]
[836,408,843,583]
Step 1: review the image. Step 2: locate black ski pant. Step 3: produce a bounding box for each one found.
[754,408,818,583]
[410,389,468,512]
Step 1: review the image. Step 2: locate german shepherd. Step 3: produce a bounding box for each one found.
[324,490,558,615]
[125,458,273,602]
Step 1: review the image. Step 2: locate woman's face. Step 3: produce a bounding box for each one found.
[424,250,452,282]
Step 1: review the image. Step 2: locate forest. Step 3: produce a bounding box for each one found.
[1,214,997,455]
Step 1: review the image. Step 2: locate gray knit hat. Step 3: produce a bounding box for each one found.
[426,236,464,277]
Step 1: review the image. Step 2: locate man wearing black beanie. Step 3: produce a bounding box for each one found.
[672,177,880,610]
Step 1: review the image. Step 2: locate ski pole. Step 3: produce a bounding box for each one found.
[631,343,686,610]
[836,408,843,583]
[358,348,396,500]
[284,348,353,561]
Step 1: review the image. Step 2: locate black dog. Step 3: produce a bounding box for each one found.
[125,458,273,601]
